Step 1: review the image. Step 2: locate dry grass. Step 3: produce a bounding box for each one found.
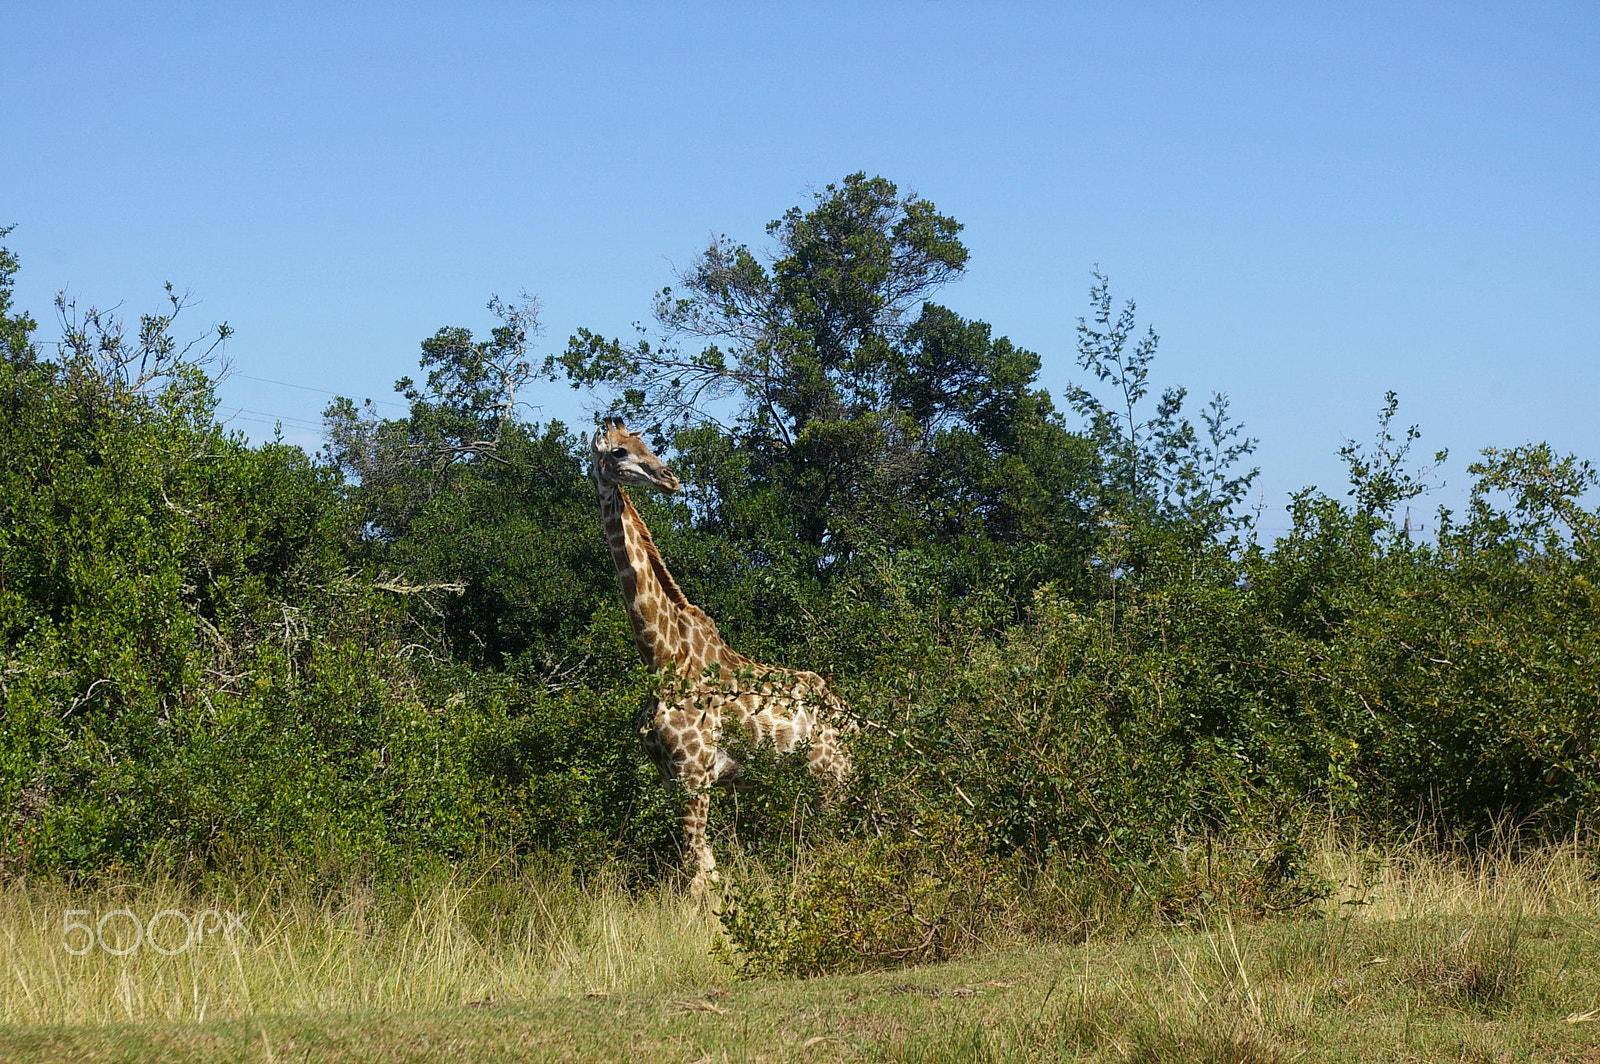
[1312,827,1600,922]
[0,866,724,1026]
[1,834,1597,1062]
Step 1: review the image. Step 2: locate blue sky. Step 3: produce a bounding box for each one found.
[4,2,1596,532]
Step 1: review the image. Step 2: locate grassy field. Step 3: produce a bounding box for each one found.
[3,837,1598,1062]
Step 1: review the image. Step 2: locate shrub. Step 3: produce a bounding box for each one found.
[717,812,1021,977]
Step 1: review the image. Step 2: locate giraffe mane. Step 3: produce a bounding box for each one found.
[619,488,692,611]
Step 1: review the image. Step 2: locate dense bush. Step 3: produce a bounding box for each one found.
[1,175,1595,954]
[0,266,681,881]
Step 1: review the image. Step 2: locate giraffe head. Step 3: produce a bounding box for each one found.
[590,418,682,494]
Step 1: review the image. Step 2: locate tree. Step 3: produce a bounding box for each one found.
[0,227,37,363]
[559,173,966,441]
[556,174,1095,599]
[1067,270,1258,541]
[1461,442,1597,558]
[324,297,614,670]
[325,295,539,494]
[1337,390,1446,539]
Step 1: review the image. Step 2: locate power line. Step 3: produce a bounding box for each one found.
[219,412,322,436]
[232,372,408,410]
[220,406,324,431]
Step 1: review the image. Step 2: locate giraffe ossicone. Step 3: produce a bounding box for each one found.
[590,418,851,901]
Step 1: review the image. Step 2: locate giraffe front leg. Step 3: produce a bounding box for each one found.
[680,778,718,904]
[650,689,727,904]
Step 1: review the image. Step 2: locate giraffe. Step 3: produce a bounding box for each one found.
[589,418,851,899]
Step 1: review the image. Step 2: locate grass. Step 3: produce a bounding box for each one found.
[2,834,1598,1062]
[0,865,723,1025]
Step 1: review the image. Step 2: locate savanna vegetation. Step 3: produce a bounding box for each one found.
[1,173,1597,1056]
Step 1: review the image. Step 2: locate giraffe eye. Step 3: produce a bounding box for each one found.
[611,447,628,458]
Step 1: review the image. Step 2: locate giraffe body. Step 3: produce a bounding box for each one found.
[590,420,850,898]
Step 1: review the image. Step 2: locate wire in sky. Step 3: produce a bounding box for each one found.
[232,372,408,410]
[220,411,323,437]
[223,406,325,431]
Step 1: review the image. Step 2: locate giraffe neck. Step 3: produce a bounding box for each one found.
[597,484,744,677]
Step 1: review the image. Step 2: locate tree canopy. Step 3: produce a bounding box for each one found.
[555,174,1108,598]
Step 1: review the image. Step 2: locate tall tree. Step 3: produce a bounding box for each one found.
[557,174,1094,591]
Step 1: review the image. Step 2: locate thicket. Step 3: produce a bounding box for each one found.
[1,183,1596,970]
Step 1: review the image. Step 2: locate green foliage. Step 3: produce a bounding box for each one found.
[0,227,37,362]
[1337,389,1447,533]
[1463,442,1598,556]
[718,812,1020,977]
[1235,428,1599,830]
[0,253,678,881]
[323,298,616,672]
[2,189,1597,990]
[557,174,1096,614]
[1068,269,1258,541]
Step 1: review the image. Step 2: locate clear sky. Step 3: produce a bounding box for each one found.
[4,2,1596,533]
